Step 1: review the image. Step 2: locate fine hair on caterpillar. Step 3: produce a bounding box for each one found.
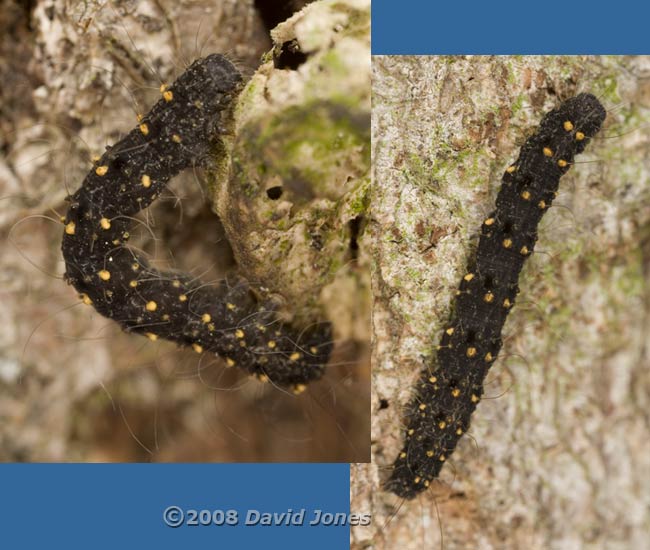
[3,1,370,463]
[60,54,338,389]
[364,55,650,550]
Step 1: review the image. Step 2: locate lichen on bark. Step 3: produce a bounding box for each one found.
[213,0,371,331]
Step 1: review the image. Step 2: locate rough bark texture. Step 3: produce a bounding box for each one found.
[358,56,650,549]
[0,0,369,463]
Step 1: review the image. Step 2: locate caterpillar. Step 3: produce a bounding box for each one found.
[384,93,607,499]
[61,53,332,392]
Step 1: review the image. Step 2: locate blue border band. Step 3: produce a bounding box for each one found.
[0,464,352,550]
[372,0,650,55]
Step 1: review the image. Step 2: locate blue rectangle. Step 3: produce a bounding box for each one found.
[372,0,650,54]
[0,464,352,550]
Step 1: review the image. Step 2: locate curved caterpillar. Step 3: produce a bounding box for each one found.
[385,93,606,499]
[61,54,332,391]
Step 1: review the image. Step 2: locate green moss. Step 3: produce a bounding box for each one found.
[510,94,525,117]
[316,49,348,77]
[614,252,644,298]
[237,100,368,199]
[348,176,371,214]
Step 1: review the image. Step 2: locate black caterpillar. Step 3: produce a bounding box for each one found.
[61,54,332,391]
[385,93,606,499]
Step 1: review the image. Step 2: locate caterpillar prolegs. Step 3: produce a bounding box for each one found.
[61,54,332,391]
[385,93,606,499]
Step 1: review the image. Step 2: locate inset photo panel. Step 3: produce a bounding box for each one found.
[1,0,370,464]
[357,55,650,549]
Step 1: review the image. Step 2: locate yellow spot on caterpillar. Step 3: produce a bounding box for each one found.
[292,384,307,395]
[558,159,568,168]
[201,313,211,323]
[267,340,277,349]
[235,329,245,339]
[98,270,111,281]
[407,429,415,436]
[439,455,446,462]
[256,324,267,332]
[521,190,531,200]
[538,200,547,209]
[520,245,529,255]
[95,165,108,176]
[172,280,181,288]
[145,301,157,312]
[484,217,495,226]
[446,327,454,336]
[227,303,236,311]
[145,333,158,341]
[438,420,446,429]
[64,221,76,235]
[424,480,430,488]
[80,293,92,305]
[563,120,574,131]
[310,346,318,354]
[179,294,188,302]
[503,238,513,249]
[414,476,421,484]
[172,134,182,143]
[503,298,512,308]
[471,394,480,403]
[506,165,516,173]
[426,450,434,457]
[225,357,236,367]
[429,376,437,383]
[289,352,302,361]
[451,388,461,397]
[419,404,427,411]
[129,280,138,288]
[99,218,111,230]
[257,374,270,383]
[141,174,152,188]
[192,343,203,354]
[464,273,474,282]
[485,352,494,362]
[456,428,463,435]
[139,123,149,135]
[131,263,140,271]
[162,314,170,321]
[543,147,553,157]
[466,347,477,358]
[399,452,407,459]
[484,292,494,303]
[576,131,585,141]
